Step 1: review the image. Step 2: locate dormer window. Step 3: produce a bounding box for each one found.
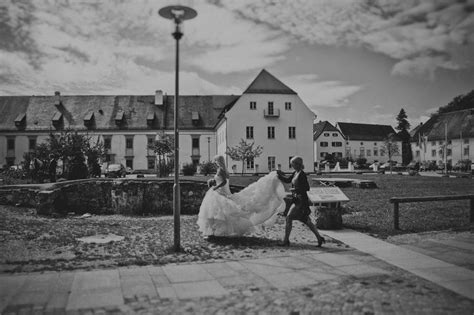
[192,111,200,125]
[115,110,125,126]
[14,113,26,129]
[147,112,156,126]
[52,112,63,129]
[84,111,94,128]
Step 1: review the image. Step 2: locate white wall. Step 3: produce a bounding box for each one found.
[411,137,472,165]
[314,131,344,162]
[225,93,315,174]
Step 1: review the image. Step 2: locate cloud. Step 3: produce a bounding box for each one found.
[282,74,363,109]
[218,0,474,78]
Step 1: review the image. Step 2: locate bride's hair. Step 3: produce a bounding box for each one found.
[214,155,229,177]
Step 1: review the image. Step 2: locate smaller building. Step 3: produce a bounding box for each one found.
[410,109,474,167]
[313,121,345,162]
[336,122,402,163]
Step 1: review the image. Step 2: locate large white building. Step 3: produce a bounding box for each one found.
[0,69,316,174]
[313,121,345,163]
[410,109,474,166]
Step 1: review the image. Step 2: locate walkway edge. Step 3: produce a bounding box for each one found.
[323,229,474,300]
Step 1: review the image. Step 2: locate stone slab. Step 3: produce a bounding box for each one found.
[442,279,474,301]
[430,239,474,252]
[308,253,364,267]
[150,274,171,288]
[9,290,50,306]
[298,268,345,282]
[162,264,214,283]
[259,271,316,289]
[172,280,227,299]
[66,288,124,310]
[273,256,319,270]
[46,292,70,311]
[120,275,157,298]
[70,270,120,292]
[0,275,27,297]
[147,266,165,276]
[201,262,239,278]
[156,286,177,299]
[411,266,474,283]
[337,264,390,277]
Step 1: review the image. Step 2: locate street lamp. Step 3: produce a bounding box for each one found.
[159,4,197,252]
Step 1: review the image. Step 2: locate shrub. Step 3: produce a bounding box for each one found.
[199,161,217,176]
[182,163,197,176]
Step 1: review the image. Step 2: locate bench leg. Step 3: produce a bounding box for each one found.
[394,202,399,230]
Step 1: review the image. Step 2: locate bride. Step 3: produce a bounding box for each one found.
[197,155,287,237]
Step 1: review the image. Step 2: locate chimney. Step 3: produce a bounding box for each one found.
[155,90,163,105]
[54,91,61,106]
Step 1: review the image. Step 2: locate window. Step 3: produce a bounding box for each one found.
[464,139,469,144]
[331,142,342,147]
[288,156,293,168]
[7,138,14,150]
[464,147,469,156]
[126,137,133,149]
[360,147,365,157]
[28,137,37,151]
[374,149,378,156]
[439,149,443,156]
[360,142,364,145]
[288,126,296,139]
[268,156,276,171]
[246,126,254,139]
[432,150,436,157]
[147,157,155,170]
[374,142,377,146]
[268,102,274,115]
[250,101,256,110]
[367,149,371,156]
[320,142,328,147]
[192,138,199,149]
[268,126,275,139]
[447,149,452,156]
[320,152,326,158]
[147,137,154,147]
[332,133,338,137]
[447,140,452,145]
[104,137,112,150]
[6,157,15,166]
[431,141,436,146]
[439,141,443,145]
[415,151,420,157]
[285,102,292,110]
[323,133,329,137]
[126,159,133,169]
[246,158,254,169]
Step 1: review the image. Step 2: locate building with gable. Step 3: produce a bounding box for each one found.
[336,122,402,163]
[313,121,345,163]
[0,69,316,174]
[410,109,474,166]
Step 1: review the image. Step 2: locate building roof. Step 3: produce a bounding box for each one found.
[243,69,296,95]
[410,109,474,141]
[0,94,239,132]
[313,121,341,140]
[337,122,398,141]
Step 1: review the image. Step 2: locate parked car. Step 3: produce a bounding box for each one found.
[125,167,133,174]
[105,164,126,178]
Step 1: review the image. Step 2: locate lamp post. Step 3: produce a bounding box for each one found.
[159,5,197,252]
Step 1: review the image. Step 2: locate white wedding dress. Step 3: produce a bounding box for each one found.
[197,171,286,236]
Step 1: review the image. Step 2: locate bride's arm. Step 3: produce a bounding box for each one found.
[213,169,227,190]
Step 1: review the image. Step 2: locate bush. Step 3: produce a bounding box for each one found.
[199,161,217,176]
[182,163,197,176]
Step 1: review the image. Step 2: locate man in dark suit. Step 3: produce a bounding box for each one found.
[277,156,325,247]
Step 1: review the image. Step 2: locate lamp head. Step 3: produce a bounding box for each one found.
[158,5,197,23]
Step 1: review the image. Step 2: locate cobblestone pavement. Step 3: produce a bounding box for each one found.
[2,246,474,314]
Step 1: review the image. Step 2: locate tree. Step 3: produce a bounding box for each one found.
[381,133,400,173]
[395,108,413,165]
[226,139,263,175]
[149,133,174,177]
[437,89,474,114]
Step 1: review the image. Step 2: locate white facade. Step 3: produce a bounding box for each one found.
[220,93,315,174]
[345,140,402,163]
[411,137,472,165]
[314,131,344,162]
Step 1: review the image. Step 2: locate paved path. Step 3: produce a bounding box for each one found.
[1,230,473,314]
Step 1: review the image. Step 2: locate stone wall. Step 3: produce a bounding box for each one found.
[0,178,243,216]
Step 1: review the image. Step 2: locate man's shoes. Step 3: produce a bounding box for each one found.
[277,240,290,247]
[317,237,326,247]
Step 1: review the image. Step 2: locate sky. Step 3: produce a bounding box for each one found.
[1,0,474,129]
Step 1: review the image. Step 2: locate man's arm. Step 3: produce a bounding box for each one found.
[277,170,293,183]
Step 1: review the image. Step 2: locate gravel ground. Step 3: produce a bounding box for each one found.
[0,205,347,273]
